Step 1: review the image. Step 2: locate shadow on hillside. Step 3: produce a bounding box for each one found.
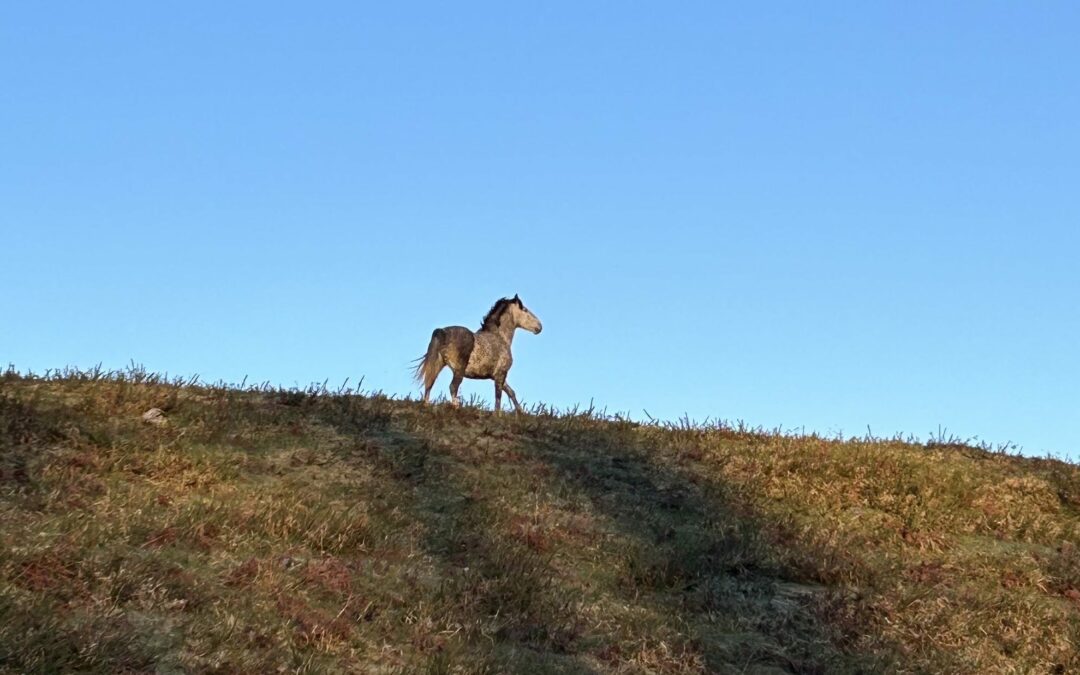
[318,401,921,673]
[320,401,598,673]
[508,419,868,674]
[0,389,87,493]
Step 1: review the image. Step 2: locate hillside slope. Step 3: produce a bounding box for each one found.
[1,369,1078,674]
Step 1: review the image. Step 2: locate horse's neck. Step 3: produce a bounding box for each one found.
[485,317,516,348]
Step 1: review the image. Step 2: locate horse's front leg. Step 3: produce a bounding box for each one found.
[502,381,523,414]
[492,377,503,413]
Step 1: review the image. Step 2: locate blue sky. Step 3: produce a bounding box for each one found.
[2,3,1078,460]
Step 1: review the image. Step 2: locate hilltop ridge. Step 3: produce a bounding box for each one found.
[1,368,1078,673]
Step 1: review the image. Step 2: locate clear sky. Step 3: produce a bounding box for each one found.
[2,3,1078,460]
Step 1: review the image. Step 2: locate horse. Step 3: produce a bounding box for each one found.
[414,294,542,413]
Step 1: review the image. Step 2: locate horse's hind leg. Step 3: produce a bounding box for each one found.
[449,370,464,407]
[422,357,445,404]
[502,381,523,414]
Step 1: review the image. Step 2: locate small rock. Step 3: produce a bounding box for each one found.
[774,581,826,599]
[142,408,167,425]
[280,555,305,569]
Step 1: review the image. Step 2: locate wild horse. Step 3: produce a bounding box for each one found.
[414,295,542,413]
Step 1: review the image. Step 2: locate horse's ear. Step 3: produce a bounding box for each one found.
[513,293,520,303]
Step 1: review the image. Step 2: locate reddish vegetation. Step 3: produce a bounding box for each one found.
[17,555,78,592]
[906,561,945,584]
[142,527,179,548]
[275,595,352,644]
[302,557,353,594]
[508,515,551,552]
[225,557,262,588]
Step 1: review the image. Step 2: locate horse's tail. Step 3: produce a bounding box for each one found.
[413,328,446,388]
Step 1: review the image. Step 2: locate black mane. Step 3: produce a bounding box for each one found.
[479,296,523,332]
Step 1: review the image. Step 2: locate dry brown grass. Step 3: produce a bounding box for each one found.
[1,366,1077,673]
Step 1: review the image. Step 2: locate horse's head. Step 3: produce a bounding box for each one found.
[510,294,543,334]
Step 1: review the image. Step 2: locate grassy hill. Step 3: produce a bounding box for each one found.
[1,367,1078,674]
